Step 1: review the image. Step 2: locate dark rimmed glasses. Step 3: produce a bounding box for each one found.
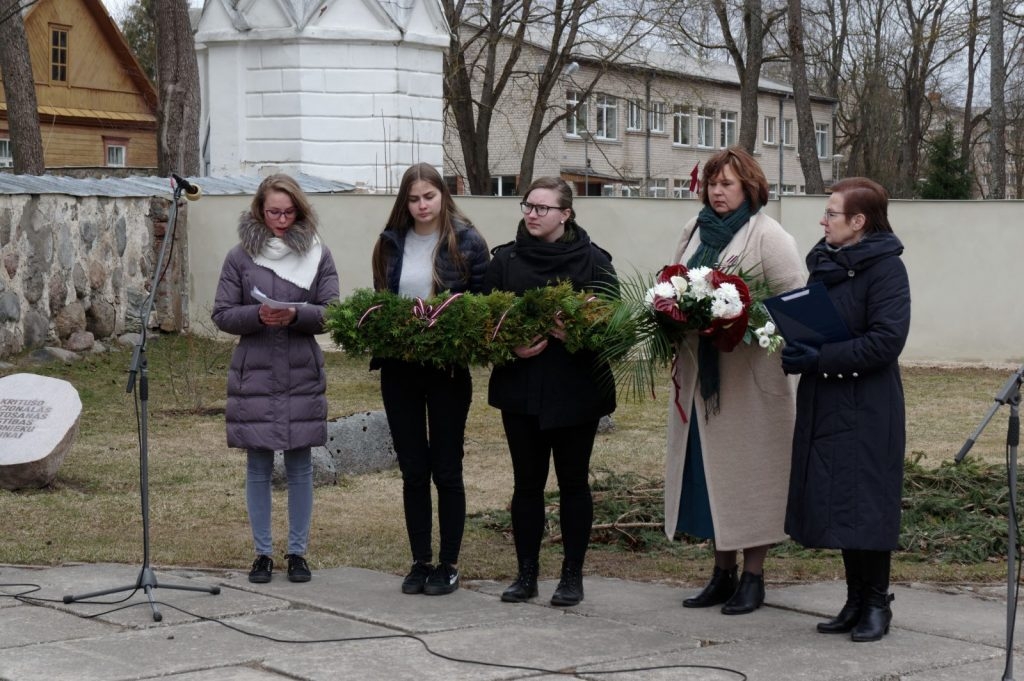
[520,202,560,217]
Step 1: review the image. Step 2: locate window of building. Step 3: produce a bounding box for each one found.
[649,102,666,133]
[50,25,69,82]
[648,178,668,198]
[104,138,127,167]
[0,139,12,168]
[490,175,517,196]
[566,90,587,136]
[763,116,777,145]
[602,184,616,197]
[697,108,715,148]
[595,94,618,140]
[815,122,830,158]
[444,175,461,195]
[620,183,641,197]
[781,183,797,195]
[720,111,737,147]
[673,105,691,145]
[782,118,794,146]
[672,178,692,199]
[627,100,643,131]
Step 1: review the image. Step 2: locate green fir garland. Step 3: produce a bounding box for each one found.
[324,282,619,367]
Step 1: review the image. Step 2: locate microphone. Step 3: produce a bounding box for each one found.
[172,173,203,201]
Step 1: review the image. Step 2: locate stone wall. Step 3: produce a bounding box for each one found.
[0,194,187,358]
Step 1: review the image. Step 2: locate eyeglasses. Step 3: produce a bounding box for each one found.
[823,210,848,221]
[264,208,297,220]
[520,202,560,217]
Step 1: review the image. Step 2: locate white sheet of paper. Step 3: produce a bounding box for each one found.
[251,286,307,310]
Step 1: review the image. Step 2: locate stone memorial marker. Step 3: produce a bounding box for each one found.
[0,373,82,490]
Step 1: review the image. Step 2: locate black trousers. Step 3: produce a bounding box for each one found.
[501,412,599,565]
[381,361,471,565]
[842,548,891,591]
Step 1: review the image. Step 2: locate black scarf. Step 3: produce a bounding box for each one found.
[687,201,753,416]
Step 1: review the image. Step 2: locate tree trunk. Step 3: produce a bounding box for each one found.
[154,0,200,176]
[787,0,825,193]
[989,0,1006,198]
[0,2,44,174]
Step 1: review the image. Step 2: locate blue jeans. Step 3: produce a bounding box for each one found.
[246,447,312,557]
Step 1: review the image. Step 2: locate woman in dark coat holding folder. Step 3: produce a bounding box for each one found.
[782,177,911,643]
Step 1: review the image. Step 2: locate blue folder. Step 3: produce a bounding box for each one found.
[762,281,852,347]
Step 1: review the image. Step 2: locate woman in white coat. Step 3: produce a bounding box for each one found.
[665,147,806,614]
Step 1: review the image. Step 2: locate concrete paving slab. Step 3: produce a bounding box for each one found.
[261,636,536,681]
[419,613,697,672]
[0,601,115,648]
[769,581,1024,649]
[225,566,565,633]
[0,620,291,681]
[158,669,294,681]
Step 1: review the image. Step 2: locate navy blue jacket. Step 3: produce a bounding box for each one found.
[785,232,911,551]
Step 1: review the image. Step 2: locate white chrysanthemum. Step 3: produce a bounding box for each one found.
[764,321,776,335]
[652,282,677,299]
[669,275,688,299]
[758,334,771,348]
[644,287,657,307]
[687,267,713,299]
[710,282,743,319]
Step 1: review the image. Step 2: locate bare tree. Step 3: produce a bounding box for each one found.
[153,0,200,176]
[443,0,661,194]
[990,0,1007,197]
[118,0,157,84]
[786,0,824,192]
[0,0,44,174]
[660,0,787,153]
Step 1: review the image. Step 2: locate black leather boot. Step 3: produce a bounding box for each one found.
[720,571,765,615]
[501,559,539,602]
[851,587,894,642]
[683,565,738,608]
[817,580,863,633]
[550,559,584,606]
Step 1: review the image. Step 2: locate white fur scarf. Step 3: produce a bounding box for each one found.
[253,236,322,291]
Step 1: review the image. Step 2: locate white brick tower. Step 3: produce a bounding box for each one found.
[193,0,448,189]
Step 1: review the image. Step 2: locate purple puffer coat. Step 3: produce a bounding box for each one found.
[211,219,340,451]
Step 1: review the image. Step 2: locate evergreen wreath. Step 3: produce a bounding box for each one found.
[325,281,619,367]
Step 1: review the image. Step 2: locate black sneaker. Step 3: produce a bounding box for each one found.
[285,554,311,583]
[423,562,459,595]
[401,561,433,594]
[248,555,273,583]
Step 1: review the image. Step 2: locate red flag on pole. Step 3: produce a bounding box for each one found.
[689,162,700,194]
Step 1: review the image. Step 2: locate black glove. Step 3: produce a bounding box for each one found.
[781,341,820,375]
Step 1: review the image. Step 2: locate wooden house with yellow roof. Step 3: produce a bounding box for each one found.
[0,0,157,171]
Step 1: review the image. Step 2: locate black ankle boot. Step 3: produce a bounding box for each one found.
[550,560,584,606]
[817,581,863,634]
[851,587,894,642]
[720,571,765,615]
[683,565,737,608]
[501,559,539,603]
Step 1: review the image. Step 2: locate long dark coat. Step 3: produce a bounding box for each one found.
[785,232,910,551]
[484,223,617,430]
[211,215,340,451]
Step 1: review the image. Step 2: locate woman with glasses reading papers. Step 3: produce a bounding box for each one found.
[485,177,617,607]
[212,173,339,585]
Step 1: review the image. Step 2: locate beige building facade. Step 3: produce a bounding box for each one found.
[444,40,839,198]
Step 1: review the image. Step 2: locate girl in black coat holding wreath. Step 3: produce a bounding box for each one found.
[783,177,911,642]
[485,176,617,607]
[371,163,489,597]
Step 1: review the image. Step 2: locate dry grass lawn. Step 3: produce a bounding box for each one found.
[0,336,1017,587]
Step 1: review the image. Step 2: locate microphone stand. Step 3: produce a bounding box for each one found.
[954,364,1024,681]
[64,179,220,622]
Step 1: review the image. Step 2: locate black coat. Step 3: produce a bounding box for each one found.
[785,232,911,551]
[373,220,490,295]
[484,223,617,429]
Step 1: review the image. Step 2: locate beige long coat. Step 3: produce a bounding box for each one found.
[663,212,807,551]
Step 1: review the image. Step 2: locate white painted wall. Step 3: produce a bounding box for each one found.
[186,195,1024,366]
[193,0,448,190]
